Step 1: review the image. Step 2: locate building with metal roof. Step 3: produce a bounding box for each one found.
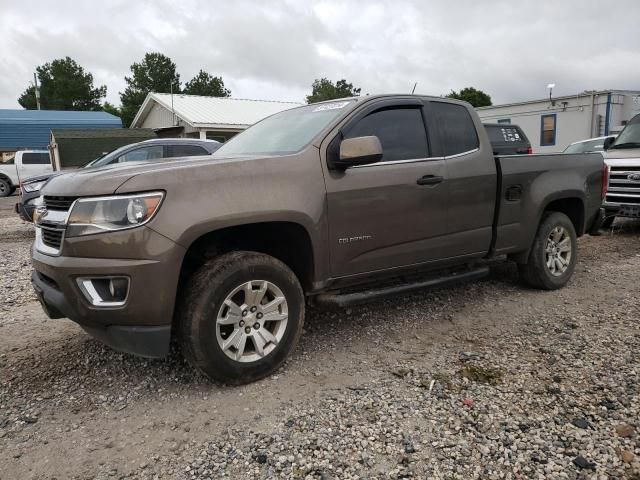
[0,109,122,154]
[131,93,302,142]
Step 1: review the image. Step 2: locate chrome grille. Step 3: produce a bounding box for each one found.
[606,166,640,204]
[40,226,64,250]
[43,196,77,210]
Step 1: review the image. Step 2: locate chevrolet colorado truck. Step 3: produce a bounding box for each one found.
[602,113,640,226]
[31,95,605,384]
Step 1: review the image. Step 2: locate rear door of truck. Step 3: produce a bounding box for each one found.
[425,101,497,258]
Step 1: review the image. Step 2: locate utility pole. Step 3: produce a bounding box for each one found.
[170,82,176,126]
[33,72,41,110]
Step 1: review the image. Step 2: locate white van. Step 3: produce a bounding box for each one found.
[0,150,53,197]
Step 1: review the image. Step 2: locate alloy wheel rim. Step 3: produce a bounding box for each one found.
[0,182,6,194]
[545,226,572,276]
[216,280,288,363]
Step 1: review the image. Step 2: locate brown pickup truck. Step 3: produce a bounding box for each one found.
[31,95,605,384]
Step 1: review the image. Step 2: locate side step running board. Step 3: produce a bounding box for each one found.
[314,267,490,308]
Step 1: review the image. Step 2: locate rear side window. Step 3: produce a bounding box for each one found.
[344,107,428,162]
[167,144,209,157]
[117,145,164,163]
[22,153,50,165]
[431,102,479,156]
[486,126,524,143]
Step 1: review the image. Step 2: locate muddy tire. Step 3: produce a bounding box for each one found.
[519,212,577,290]
[178,251,305,384]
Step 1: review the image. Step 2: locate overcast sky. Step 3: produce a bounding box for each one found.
[1,0,639,109]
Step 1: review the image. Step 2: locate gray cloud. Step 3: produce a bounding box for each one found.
[1,0,638,109]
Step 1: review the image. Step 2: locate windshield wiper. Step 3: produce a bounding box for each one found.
[611,142,640,149]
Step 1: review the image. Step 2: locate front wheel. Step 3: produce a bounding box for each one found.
[519,212,577,290]
[178,251,305,384]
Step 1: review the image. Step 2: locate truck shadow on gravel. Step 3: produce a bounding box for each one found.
[3,261,523,408]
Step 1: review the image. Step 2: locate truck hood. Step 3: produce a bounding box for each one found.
[41,155,261,197]
[603,148,640,160]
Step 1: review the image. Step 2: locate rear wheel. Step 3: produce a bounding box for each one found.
[519,212,577,290]
[0,178,11,197]
[178,251,305,384]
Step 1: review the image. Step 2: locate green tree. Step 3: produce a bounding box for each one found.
[102,102,121,119]
[18,57,106,110]
[306,78,361,104]
[183,70,231,97]
[120,52,180,127]
[446,87,492,107]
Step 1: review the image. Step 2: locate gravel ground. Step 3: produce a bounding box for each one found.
[0,195,639,479]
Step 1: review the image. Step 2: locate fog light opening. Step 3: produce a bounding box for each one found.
[77,277,129,307]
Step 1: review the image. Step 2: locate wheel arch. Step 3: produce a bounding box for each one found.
[177,221,317,295]
[511,195,585,264]
[0,173,13,185]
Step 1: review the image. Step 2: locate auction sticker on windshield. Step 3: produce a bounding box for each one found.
[313,101,351,112]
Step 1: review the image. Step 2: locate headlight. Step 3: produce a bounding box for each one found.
[22,181,46,193]
[66,192,164,237]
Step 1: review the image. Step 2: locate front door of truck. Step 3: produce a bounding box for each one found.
[322,99,450,277]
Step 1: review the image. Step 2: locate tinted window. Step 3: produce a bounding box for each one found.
[344,107,428,162]
[168,144,209,157]
[117,145,164,163]
[431,102,479,156]
[486,126,525,143]
[22,153,50,165]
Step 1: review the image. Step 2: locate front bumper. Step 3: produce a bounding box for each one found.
[32,270,170,357]
[603,202,640,218]
[31,226,185,358]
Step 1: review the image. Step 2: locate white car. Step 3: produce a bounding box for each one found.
[0,150,53,197]
[563,135,617,154]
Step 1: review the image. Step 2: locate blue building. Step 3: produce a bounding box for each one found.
[0,109,122,153]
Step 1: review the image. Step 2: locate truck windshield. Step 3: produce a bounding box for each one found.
[610,114,640,149]
[213,101,355,156]
[564,139,606,153]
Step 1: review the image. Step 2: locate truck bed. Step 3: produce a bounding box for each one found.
[493,152,603,256]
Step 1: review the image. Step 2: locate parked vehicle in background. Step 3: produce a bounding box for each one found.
[0,151,52,197]
[602,113,640,227]
[15,138,220,221]
[484,123,532,155]
[564,135,617,154]
[31,95,604,384]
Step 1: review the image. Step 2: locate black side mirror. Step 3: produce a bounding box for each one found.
[331,136,383,170]
[603,137,615,151]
